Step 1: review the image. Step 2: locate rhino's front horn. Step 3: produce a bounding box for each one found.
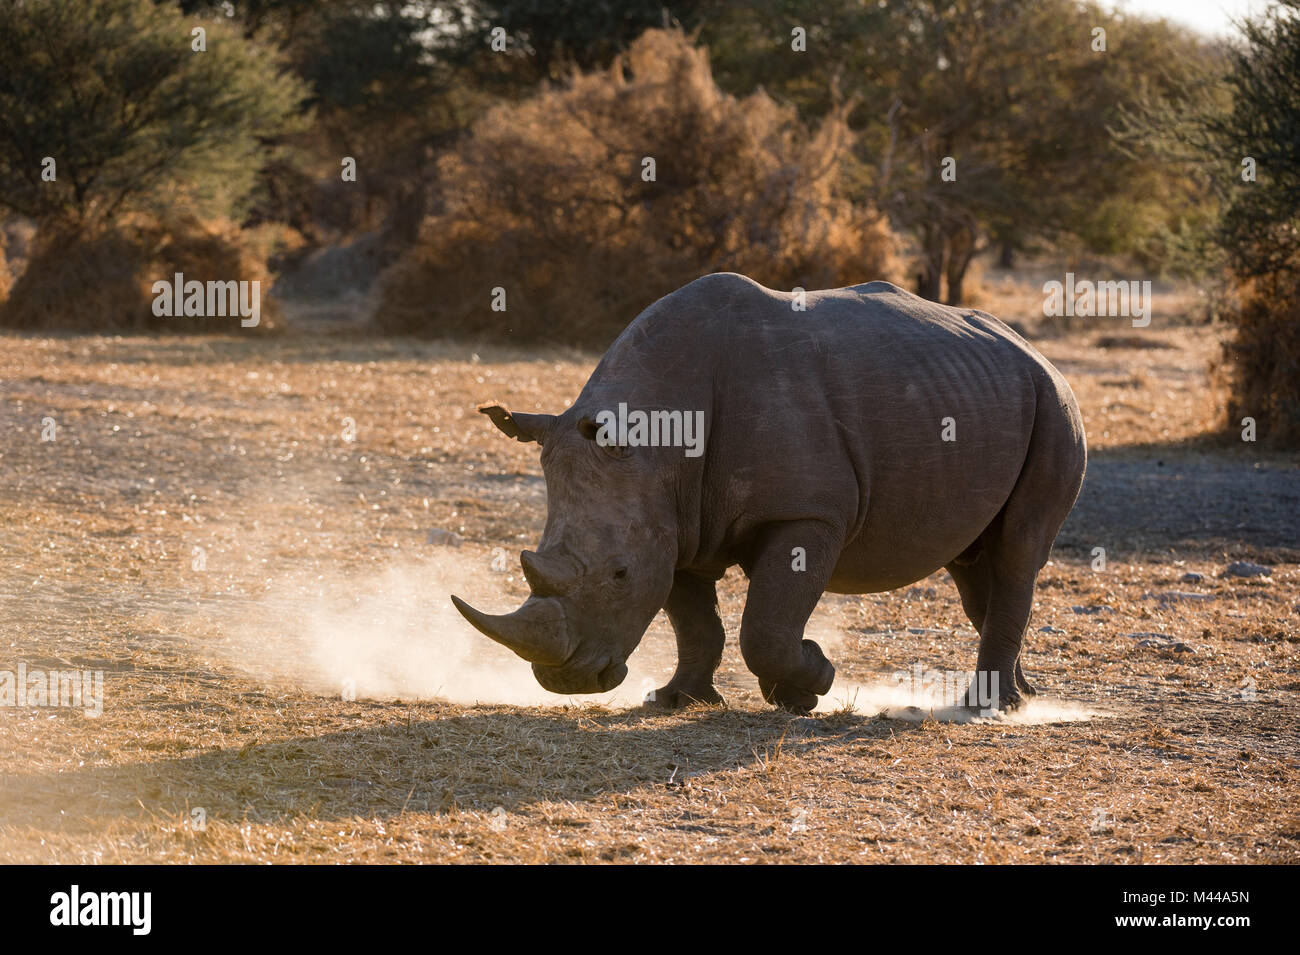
[450,595,571,666]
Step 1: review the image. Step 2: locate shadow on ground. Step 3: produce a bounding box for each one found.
[1058,438,1299,559]
[0,705,921,831]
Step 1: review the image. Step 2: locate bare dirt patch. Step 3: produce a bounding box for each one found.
[0,324,1296,863]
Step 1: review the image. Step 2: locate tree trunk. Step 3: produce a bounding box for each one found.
[916,267,942,301]
[999,240,1015,269]
[944,226,976,306]
[945,271,965,306]
[915,224,946,301]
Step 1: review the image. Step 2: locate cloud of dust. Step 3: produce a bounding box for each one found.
[220,549,660,708]
[815,674,1105,724]
[216,549,1102,723]
[804,589,1105,725]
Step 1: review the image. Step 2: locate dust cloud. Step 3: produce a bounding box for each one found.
[216,550,1102,724]
[816,675,1106,724]
[216,549,658,708]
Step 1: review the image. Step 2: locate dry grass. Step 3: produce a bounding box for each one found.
[0,318,1297,863]
[1219,269,1300,447]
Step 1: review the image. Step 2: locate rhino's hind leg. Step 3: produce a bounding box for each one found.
[947,551,991,639]
[646,571,726,709]
[948,552,1035,711]
[738,521,840,714]
[966,576,1036,713]
[955,395,1085,714]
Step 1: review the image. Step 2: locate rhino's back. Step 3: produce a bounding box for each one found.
[641,273,1082,589]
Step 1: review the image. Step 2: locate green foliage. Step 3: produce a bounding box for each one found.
[1208,0,1300,280]
[1132,0,1300,444]
[0,0,307,225]
[1214,1,1300,446]
[449,0,705,85]
[699,0,1220,299]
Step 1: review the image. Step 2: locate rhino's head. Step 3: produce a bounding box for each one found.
[451,403,682,695]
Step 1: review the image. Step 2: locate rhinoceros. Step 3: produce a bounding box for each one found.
[452,274,1086,713]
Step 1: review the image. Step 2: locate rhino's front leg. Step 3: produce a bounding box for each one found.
[647,571,726,709]
[739,521,839,713]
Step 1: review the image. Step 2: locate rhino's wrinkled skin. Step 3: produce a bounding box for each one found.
[453,274,1087,712]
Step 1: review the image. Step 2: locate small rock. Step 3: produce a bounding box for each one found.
[1223,560,1272,578]
[1071,605,1111,615]
[1180,572,1204,584]
[426,528,464,547]
[1039,625,1065,634]
[1132,634,1195,653]
[1152,591,1215,605]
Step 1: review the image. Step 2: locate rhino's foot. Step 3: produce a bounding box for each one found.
[644,681,724,710]
[1015,661,1039,697]
[1001,690,1028,712]
[758,679,820,715]
[956,679,1026,717]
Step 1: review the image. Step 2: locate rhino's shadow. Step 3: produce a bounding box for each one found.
[1,706,915,834]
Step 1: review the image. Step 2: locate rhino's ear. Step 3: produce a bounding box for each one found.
[478,404,556,444]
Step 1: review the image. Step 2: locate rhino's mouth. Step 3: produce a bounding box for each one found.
[532,658,629,695]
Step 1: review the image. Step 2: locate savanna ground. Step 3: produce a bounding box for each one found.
[1,273,1298,864]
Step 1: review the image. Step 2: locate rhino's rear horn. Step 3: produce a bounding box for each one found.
[520,550,579,597]
[451,594,571,666]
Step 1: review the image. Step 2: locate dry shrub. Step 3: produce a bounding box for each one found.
[0,226,147,330]
[1219,269,1300,447]
[0,217,280,332]
[0,238,10,304]
[377,28,900,346]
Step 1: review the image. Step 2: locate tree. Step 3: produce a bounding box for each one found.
[447,0,705,86]
[0,0,306,228]
[1129,0,1300,443]
[1206,1,1300,444]
[698,0,1215,302]
[1207,1,1300,281]
[284,2,483,243]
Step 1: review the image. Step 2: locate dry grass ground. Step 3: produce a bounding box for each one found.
[0,302,1297,863]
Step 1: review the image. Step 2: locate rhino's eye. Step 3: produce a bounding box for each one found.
[613,566,629,581]
[578,415,632,459]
